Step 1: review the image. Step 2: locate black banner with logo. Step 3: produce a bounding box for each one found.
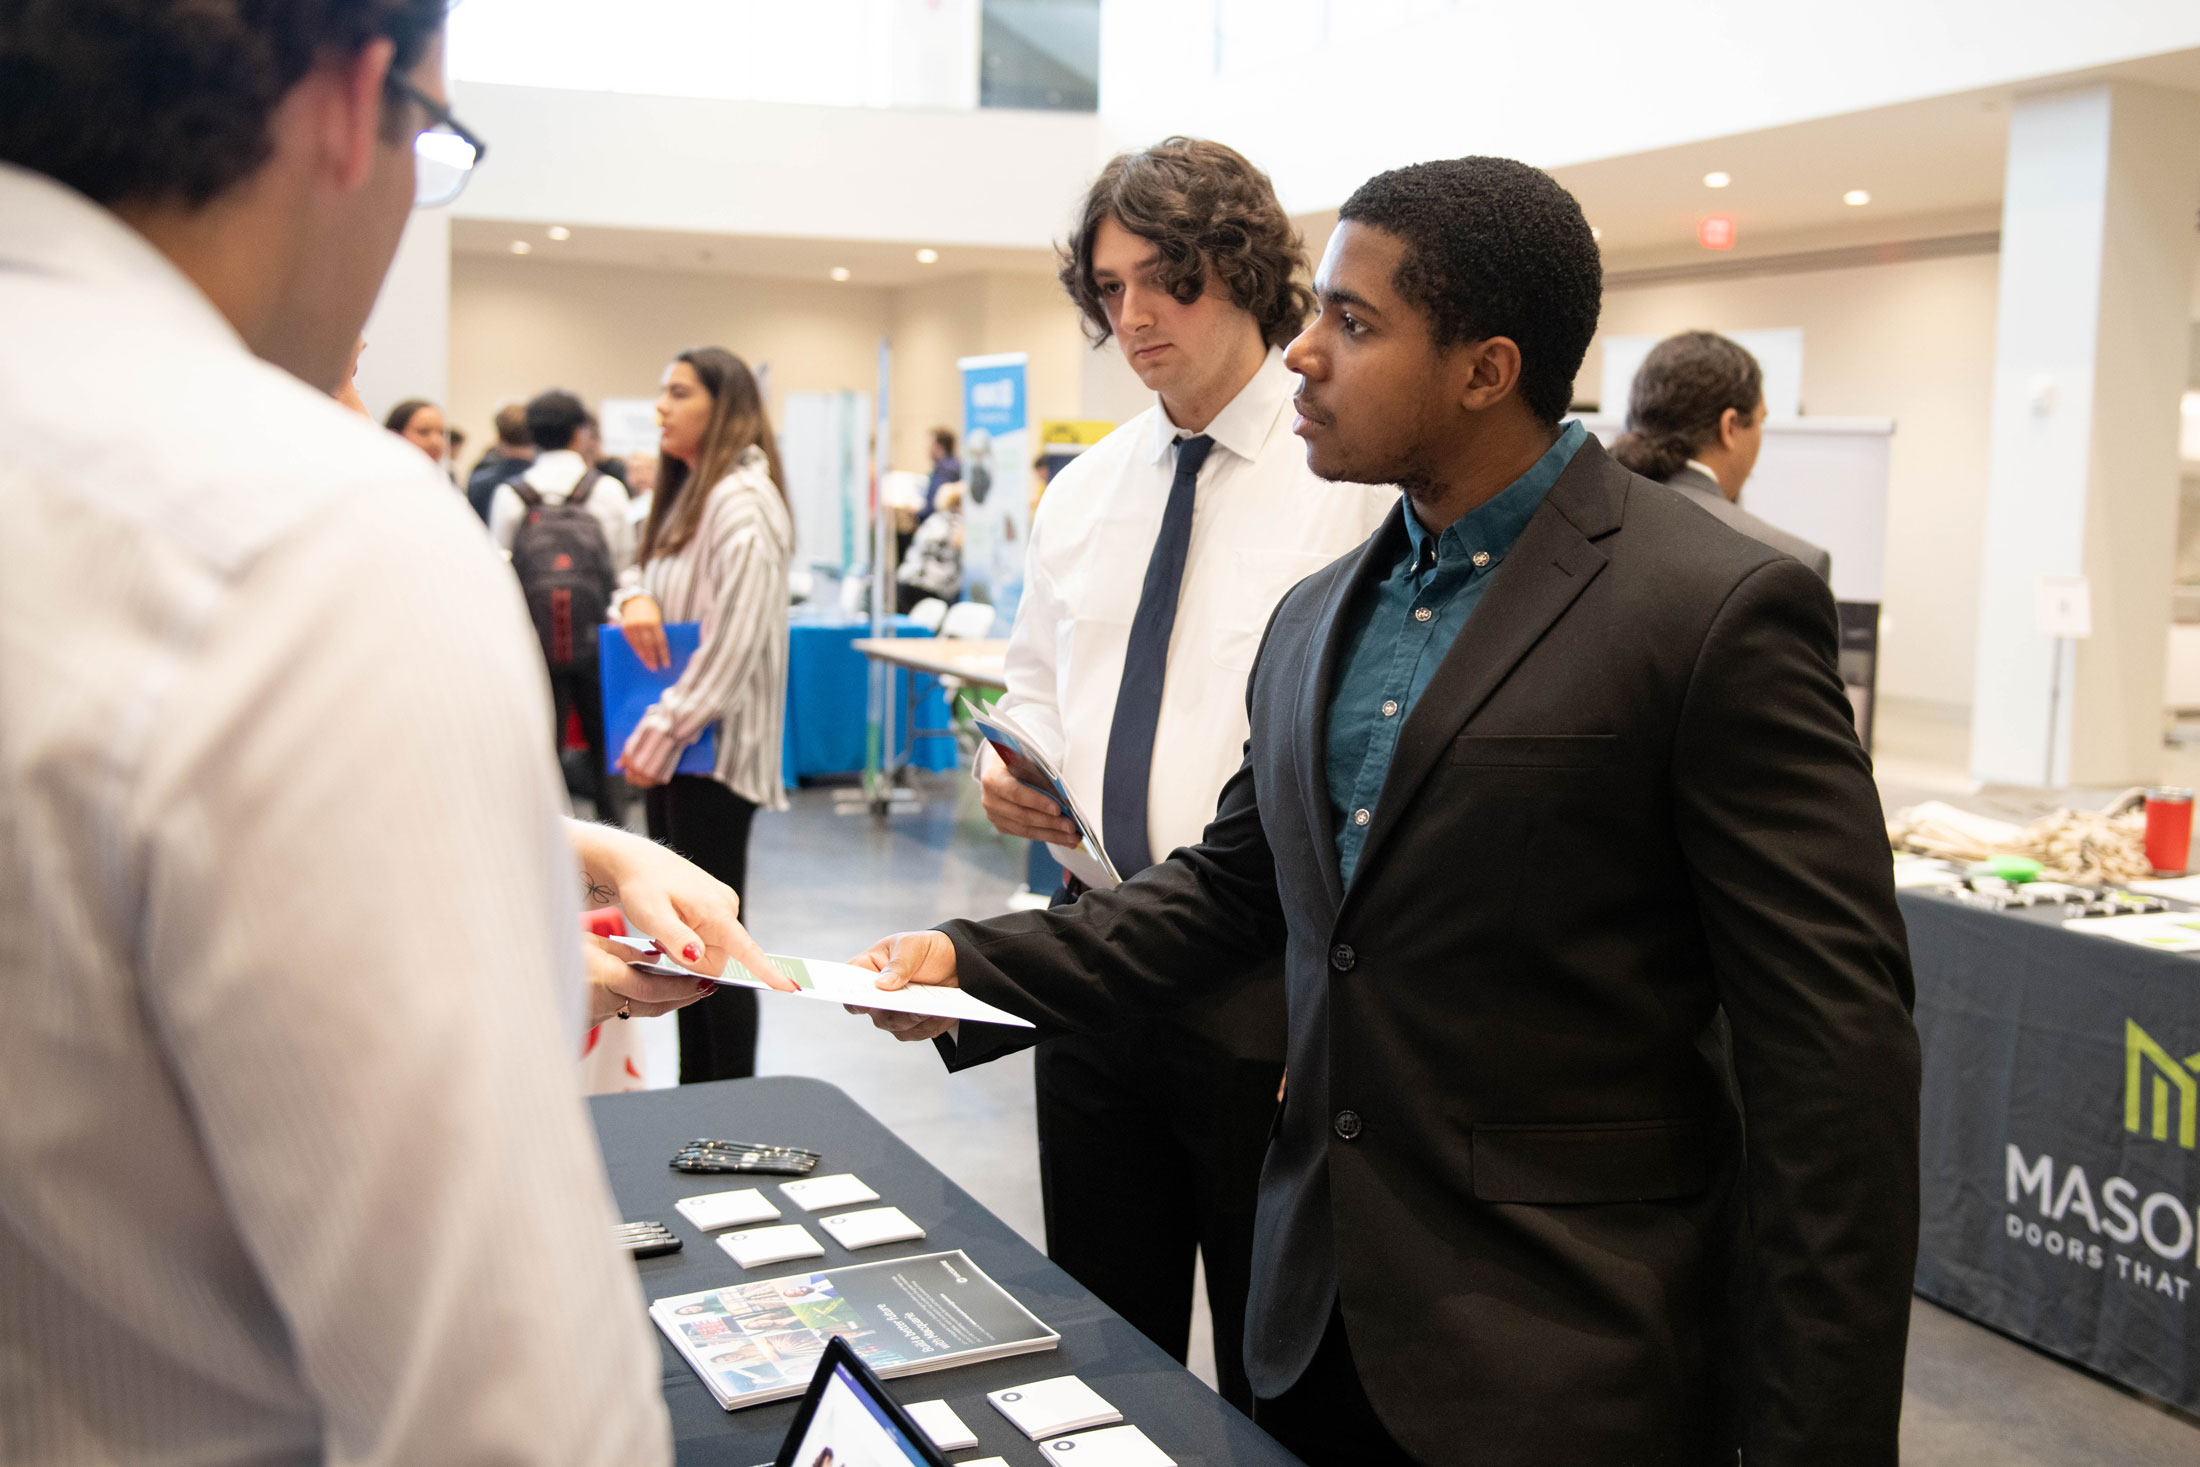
[1906,889,2200,1412]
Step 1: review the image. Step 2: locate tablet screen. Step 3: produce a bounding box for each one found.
[776,1343,943,1467]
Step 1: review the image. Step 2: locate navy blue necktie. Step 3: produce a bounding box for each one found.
[1102,433,1214,876]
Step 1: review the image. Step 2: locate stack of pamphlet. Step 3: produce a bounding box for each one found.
[964,698,1119,890]
[651,1249,1059,1409]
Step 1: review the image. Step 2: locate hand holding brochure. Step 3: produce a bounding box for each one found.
[964,698,1120,890]
[610,936,1035,1028]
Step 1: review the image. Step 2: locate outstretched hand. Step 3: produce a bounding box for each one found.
[565,818,796,992]
[846,930,962,1043]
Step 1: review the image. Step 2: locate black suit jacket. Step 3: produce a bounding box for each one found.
[938,438,1920,1466]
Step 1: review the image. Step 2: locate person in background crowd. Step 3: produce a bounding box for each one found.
[0,3,678,1461]
[852,156,1919,1467]
[615,347,795,1084]
[1612,329,1831,582]
[923,425,961,520]
[896,480,965,613]
[445,422,466,476]
[384,396,447,466]
[952,137,1396,1413]
[467,397,534,520]
[491,388,634,825]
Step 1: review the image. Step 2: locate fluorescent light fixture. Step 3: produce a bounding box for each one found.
[1702,171,1732,189]
[830,266,851,282]
[509,239,532,255]
[1843,189,1871,207]
[546,225,571,240]
[915,248,939,264]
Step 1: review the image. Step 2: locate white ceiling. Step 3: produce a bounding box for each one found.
[451,47,2200,288]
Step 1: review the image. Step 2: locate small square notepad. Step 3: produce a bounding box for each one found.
[1040,1425,1175,1466]
[673,1188,781,1232]
[987,1375,1122,1439]
[716,1224,824,1269]
[817,1206,926,1250]
[904,1400,979,1452]
[778,1173,880,1212]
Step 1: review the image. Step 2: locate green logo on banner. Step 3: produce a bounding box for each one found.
[2125,1020,2200,1149]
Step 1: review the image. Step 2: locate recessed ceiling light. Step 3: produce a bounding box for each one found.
[1843,189,1871,207]
[546,225,571,241]
[1590,225,1603,241]
[1702,171,1732,189]
[915,248,939,264]
[508,240,532,255]
[830,266,851,282]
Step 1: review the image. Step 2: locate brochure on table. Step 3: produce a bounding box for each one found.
[965,698,1120,890]
[651,1249,1059,1409]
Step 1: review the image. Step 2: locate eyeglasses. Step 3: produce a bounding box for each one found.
[387,72,487,209]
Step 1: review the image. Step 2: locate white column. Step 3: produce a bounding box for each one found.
[354,208,451,423]
[1969,83,2200,788]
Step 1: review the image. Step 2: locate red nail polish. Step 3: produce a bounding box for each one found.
[682,943,702,962]
[696,980,714,994]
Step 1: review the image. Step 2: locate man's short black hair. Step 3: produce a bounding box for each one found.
[0,1,448,209]
[1338,157,1602,426]
[525,390,587,452]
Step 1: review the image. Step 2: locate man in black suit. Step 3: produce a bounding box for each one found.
[854,157,1920,1467]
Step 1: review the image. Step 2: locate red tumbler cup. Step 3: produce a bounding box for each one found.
[2144,787,2194,875]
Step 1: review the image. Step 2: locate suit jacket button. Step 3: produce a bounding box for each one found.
[1334,1110,1362,1141]
[1330,944,1356,972]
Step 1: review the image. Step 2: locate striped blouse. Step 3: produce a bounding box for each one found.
[620,446,793,809]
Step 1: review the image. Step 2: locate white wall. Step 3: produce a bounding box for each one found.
[448,256,1100,481]
[1584,251,2003,709]
[1100,1,2200,215]
[356,209,451,423]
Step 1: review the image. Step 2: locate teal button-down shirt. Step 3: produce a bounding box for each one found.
[1325,421,1587,886]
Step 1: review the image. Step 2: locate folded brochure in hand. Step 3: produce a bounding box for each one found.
[963,697,1120,890]
[651,1248,1059,1409]
[611,936,1033,1028]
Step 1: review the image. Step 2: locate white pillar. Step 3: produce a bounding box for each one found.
[1969,83,2200,788]
[354,208,451,424]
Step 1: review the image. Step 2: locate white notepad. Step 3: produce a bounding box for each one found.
[673,1188,781,1232]
[987,1375,1123,1439]
[779,1173,880,1212]
[817,1206,926,1250]
[1041,1425,1175,1465]
[904,1399,980,1452]
[960,1460,1011,1467]
[715,1224,824,1269]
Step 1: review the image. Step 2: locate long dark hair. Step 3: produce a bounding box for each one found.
[642,347,787,563]
[1611,331,1762,482]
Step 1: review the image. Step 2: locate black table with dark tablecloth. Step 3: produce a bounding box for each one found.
[1903,887,2200,1413]
[591,1076,1304,1466]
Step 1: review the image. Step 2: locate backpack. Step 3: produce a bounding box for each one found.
[510,469,615,671]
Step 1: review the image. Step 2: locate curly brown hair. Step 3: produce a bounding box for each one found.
[1058,137,1312,352]
[1610,331,1763,481]
[0,0,448,209]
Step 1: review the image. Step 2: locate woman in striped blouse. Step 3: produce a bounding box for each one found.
[614,346,794,1083]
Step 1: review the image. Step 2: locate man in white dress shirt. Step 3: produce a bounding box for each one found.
[0,6,669,1463]
[961,138,1394,1408]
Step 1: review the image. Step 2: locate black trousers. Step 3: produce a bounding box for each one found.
[1033,1005,1281,1412]
[644,775,759,1083]
[1253,1309,1421,1466]
[547,665,622,825]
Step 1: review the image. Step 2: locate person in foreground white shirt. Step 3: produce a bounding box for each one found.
[0,9,711,1464]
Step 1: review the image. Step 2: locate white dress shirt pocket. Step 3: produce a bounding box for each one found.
[1234,547,1337,606]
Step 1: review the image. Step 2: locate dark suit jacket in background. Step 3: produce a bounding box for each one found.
[1667,462,1833,584]
[937,438,1920,1466]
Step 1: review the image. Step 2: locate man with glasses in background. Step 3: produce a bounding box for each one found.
[0,5,672,1463]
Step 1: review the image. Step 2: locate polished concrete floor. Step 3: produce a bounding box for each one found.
[613,702,2200,1458]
